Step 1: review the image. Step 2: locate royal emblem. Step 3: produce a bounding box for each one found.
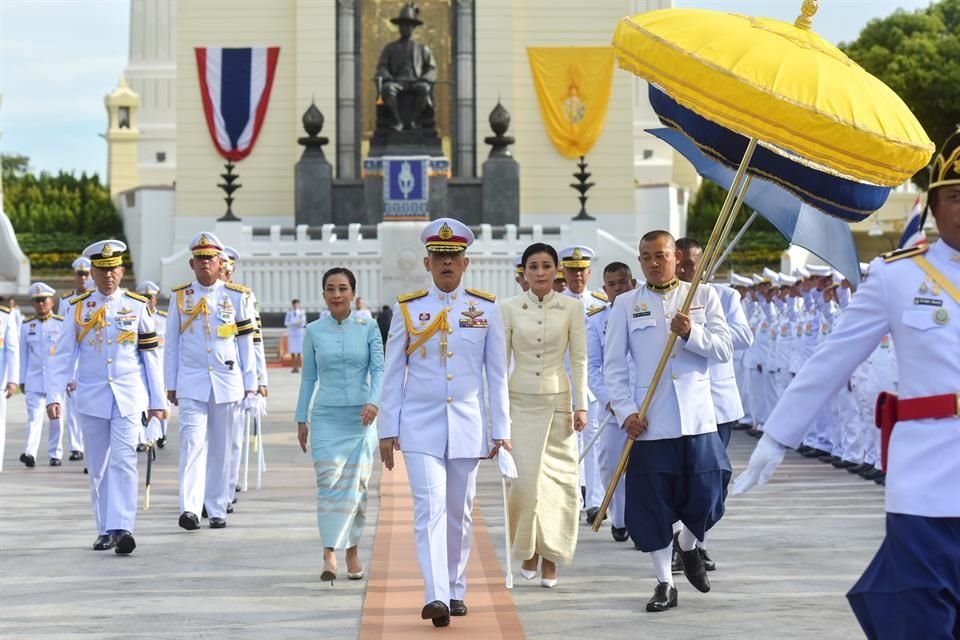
[461,302,484,320]
[439,223,453,240]
[572,247,584,261]
[102,244,114,257]
[933,308,949,325]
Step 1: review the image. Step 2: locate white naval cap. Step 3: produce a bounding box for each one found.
[514,255,524,273]
[751,274,765,285]
[730,272,753,287]
[71,256,92,273]
[807,264,832,277]
[559,245,595,269]
[82,239,127,268]
[793,266,810,279]
[420,218,474,253]
[136,281,160,296]
[779,273,798,286]
[28,282,56,299]
[189,231,225,258]
[223,246,240,264]
[761,267,779,282]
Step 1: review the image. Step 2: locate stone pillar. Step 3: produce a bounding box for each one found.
[295,103,333,226]
[454,0,476,177]
[336,0,357,178]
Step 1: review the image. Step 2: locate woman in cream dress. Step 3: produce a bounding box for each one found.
[501,243,588,588]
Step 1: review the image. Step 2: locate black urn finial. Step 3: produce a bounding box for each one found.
[298,100,329,158]
[484,99,515,158]
[217,162,242,222]
[570,156,596,221]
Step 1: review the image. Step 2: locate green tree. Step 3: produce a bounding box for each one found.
[840,0,960,188]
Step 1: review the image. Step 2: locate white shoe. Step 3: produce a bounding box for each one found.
[541,577,558,588]
[519,568,537,580]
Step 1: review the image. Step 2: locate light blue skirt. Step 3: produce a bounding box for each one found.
[309,404,377,549]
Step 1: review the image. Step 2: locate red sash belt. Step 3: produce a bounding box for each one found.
[874,392,960,470]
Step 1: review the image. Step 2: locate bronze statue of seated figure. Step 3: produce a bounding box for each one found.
[374,3,437,132]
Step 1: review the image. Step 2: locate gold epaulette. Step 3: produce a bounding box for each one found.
[61,290,74,299]
[587,306,606,317]
[0,305,9,313]
[51,314,64,321]
[23,315,36,323]
[465,288,496,302]
[882,245,928,263]
[225,281,250,293]
[171,282,192,292]
[69,291,92,305]
[124,290,149,303]
[158,309,168,317]
[591,291,609,302]
[397,289,428,303]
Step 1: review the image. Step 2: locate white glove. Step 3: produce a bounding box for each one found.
[732,433,787,495]
[143,416,163,444]
[242,393,259,414]
[498,449,518,480]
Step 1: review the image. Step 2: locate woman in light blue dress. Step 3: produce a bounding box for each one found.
[296,268,384,584]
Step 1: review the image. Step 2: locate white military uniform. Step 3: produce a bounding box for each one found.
[379,218,509,610]
[48,282,164,537]
[57,288,89,456]
[709,284,753,436]
[0,303,21,472]
[165,274,256,521]
[20,305,65,462]
[284,307,307,354]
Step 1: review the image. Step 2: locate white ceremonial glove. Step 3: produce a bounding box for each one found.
[143,416,163,444]
[732,433,787,496]
[242,393,259,414]
[498,448,518,480]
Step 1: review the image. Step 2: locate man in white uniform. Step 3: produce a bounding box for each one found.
[137,281,169,447]
[19,283,65,467]
[379,218,510,628]
[604,230,732,612]
[735,130,960,639]
[284,300,306,373]
[57,256,93,461]
[47,240,165,554]
[165,232,257,531]
[0,300,20,472]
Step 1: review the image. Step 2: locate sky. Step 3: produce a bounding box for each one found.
[0,0,936,178]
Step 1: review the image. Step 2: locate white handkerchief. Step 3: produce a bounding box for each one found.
[498,449,518,480]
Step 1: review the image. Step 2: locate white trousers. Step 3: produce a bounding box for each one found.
[748,366,766,424]
[581,400,603,509]
[64,393,84,453]
[598,413,627,528]
[403,452,479,605]
[80,403,139,534]
[835,385,863,462]
[24,391,62,460]
[0,392,7,472]
[226,401,244,498]
[178,393,235,519]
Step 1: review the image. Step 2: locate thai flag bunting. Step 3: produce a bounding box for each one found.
[195,47,280,162]
[897,196,927,249]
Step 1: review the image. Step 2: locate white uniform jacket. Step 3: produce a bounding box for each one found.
[48,290,164,417]
[20,315,63,394]
[710,285,753,423]
[164,280,256,404]
[604,281,732,441]
[0,306,20,387]
[763,240,960,517]
[379,285,510,460]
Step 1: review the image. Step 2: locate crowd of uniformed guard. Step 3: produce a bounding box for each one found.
[0,130,956,638]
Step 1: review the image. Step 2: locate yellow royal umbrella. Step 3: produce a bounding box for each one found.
[613,0,933,186]
[593,0,934,532]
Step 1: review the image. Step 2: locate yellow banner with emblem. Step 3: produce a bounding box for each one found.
[527,47,615,160]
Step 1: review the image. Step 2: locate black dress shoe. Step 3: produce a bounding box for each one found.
[136,443,147,452]
[156,437,166,449]
[179,511,200,531]
[226,503,234,514]
[201,506,208,519]
[209,517,227,529]
[801,448,827,458]
[20,453,35,468]
[848,463,873,474]
[611,526,629,542]
[450,599,468,616]
[796,445,811,454]
[585,507,607,525]
[49,458,62,467]
[646,582,678,612]
[873,473,886,486]
[679,548,711,592]
[115,531,136,555]
[421,601,450,627]
[83,467,88,474]
[69,450,84,461]
[732,422,751,431]
[93,534,116,551]
[671,532,683,574]
[862,467,885,481]
[698,547,716,571]
[832,459,857,469]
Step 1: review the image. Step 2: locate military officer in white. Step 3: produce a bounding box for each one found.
[558,245,608,523]
[220,246,268,509]
[0,297,21,472]
[734,129,960,640]
[379,218,510,628]
[137,281,170,448]
[57,256,93,461]
[46,240,165,555]
[165,232,257,531]
[604,230,732,613]
[19,283,65,467]
[586,261,637,542]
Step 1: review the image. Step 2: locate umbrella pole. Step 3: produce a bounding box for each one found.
[502,478,514,589]
[578,413,614,464]
[709,210,758,279]
[592,137,758,533]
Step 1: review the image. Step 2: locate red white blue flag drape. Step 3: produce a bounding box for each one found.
[194,47,280,162]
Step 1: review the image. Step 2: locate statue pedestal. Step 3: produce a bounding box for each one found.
[379,221,432,304]
[362,156,450,223]
[367,128,443,158]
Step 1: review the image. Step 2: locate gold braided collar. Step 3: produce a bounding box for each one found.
[647,278,680,294]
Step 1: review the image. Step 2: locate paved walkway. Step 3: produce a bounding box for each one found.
[0,371,884,639]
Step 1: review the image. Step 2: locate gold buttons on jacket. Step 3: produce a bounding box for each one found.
[671,374,678,380]
[107,358,113,364]
[207,348,212,353]
[447,396,453,403]
[447,374,453,381]
[108,376,113,382]
[209,366,214,371]
[447,351,454,357]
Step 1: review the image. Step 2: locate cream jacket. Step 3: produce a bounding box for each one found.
[501,290,588,410]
